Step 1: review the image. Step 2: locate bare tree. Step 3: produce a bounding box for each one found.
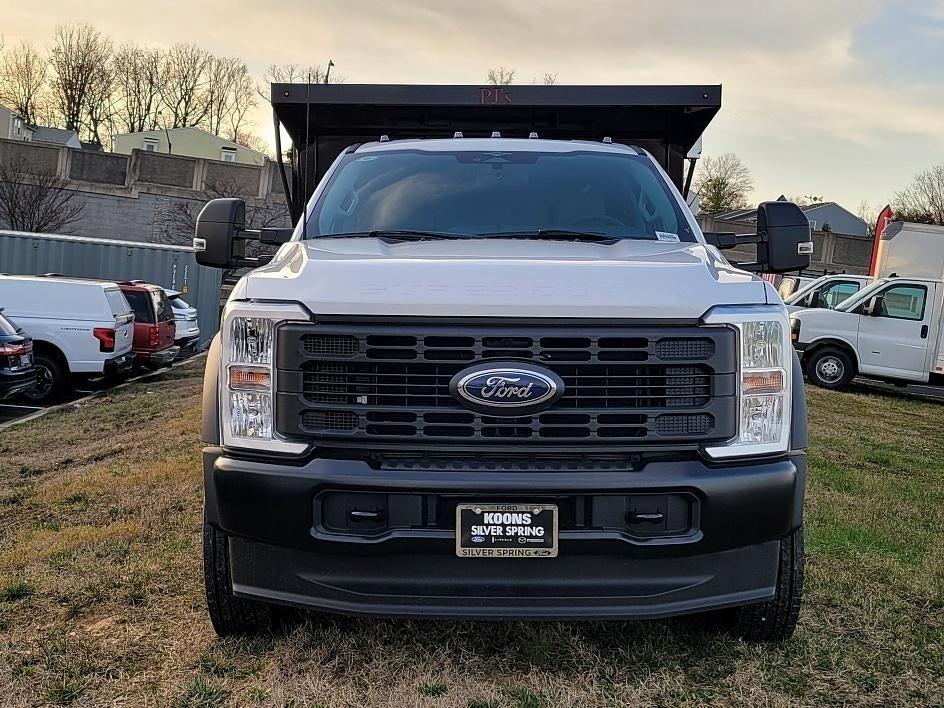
[203,56,257,140]
[112,44,163,134]
[233,130,270,157]
[539,72,557,85]
[892,164,944,225]
[48,24,113,134]
[692,153,755,214]
[0,40,48,125]
[83,58,116,146]
[226,69,257,141]
[160,43,212,128]
[0,152,84,233]
[487,66,515,86]
[855,200,881,238]
[257,63,342,102]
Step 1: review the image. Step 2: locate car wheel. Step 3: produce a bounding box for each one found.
[203,518,274,636]
[805,347,855,390]
[734,526,805,643]
[22,352,68,404]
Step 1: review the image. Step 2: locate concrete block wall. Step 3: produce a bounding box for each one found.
[0,138,291,245]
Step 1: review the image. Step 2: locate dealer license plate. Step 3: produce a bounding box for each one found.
[455,503,558,558]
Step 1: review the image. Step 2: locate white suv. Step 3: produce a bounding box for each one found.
[166,289,201,349]
[0,275,135,402]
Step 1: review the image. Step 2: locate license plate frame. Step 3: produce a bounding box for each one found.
[455,503,558,558]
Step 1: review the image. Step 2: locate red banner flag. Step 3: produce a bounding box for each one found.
[869,205,894,276]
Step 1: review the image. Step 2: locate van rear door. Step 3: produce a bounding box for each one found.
[105,288,135,356]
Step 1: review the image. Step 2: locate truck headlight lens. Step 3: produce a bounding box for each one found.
[220,302,309,453]
[703,305,792,458]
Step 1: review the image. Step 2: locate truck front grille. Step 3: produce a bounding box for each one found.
[275,319,737,450]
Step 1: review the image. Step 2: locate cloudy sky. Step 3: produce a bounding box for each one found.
[5,0,944,214]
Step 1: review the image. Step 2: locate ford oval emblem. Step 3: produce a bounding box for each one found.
[449,362,564,416]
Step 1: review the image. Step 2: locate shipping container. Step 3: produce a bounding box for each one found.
[0,230,221,348]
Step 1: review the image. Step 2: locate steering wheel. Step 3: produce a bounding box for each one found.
[567,215,627,229]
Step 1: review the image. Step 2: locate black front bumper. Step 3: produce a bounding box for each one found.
[204,448,805,620]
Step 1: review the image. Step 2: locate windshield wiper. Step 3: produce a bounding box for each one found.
[317,230,478,242]
[476,230,624,244]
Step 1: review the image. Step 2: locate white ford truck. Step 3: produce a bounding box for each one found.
[194,84,812,642]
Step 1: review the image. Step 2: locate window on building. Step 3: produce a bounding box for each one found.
[12,118,21,138]
[144,137,159,152]
[220,147,237,162]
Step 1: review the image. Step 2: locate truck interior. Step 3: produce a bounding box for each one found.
[270,83,722,222]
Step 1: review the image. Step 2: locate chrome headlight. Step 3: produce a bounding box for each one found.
[703,305,792,458]
[219,301,309,453]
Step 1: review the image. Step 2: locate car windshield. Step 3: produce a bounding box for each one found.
[306,149,695,242]
[170,297,191,310]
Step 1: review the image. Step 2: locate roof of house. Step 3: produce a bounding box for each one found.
[112,125,265,158]
[712,200,865,225]
[31,126,81,147]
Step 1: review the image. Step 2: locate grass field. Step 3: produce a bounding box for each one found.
[0,359,942,707]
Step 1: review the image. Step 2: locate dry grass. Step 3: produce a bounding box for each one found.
[0,362,942,707]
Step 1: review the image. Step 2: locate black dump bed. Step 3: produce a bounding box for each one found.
[271,83,721,221]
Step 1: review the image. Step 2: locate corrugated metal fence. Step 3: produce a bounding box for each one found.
[0,230,222,348]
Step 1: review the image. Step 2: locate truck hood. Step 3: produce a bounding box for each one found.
[238,238,770,319]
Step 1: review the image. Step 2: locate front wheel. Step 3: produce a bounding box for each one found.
[203,520,274,636]
[734,527,805,642]
[805,347,855,390]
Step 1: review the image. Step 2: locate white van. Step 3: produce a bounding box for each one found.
[0,275,135,402]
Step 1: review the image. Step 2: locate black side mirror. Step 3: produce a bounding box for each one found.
[756,201,813,273]
[193,199,294,269]
[194,198,248,268]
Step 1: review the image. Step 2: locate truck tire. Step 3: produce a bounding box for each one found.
[735,526,804,642]
[22,350,68,404]
[203,520,274,636]
[805,347,855,390]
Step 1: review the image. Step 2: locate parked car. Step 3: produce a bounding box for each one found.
[116,281,179,367]
[0,309,38,400]
[785,274,872,312]
[165,289,201,349]
[0,275,134,402]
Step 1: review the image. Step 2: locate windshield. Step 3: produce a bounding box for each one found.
[306,149,695,242]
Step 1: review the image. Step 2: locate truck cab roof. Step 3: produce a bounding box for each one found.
[353,137,642,156]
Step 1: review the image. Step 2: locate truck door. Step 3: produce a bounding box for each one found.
[857,282,936,381]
